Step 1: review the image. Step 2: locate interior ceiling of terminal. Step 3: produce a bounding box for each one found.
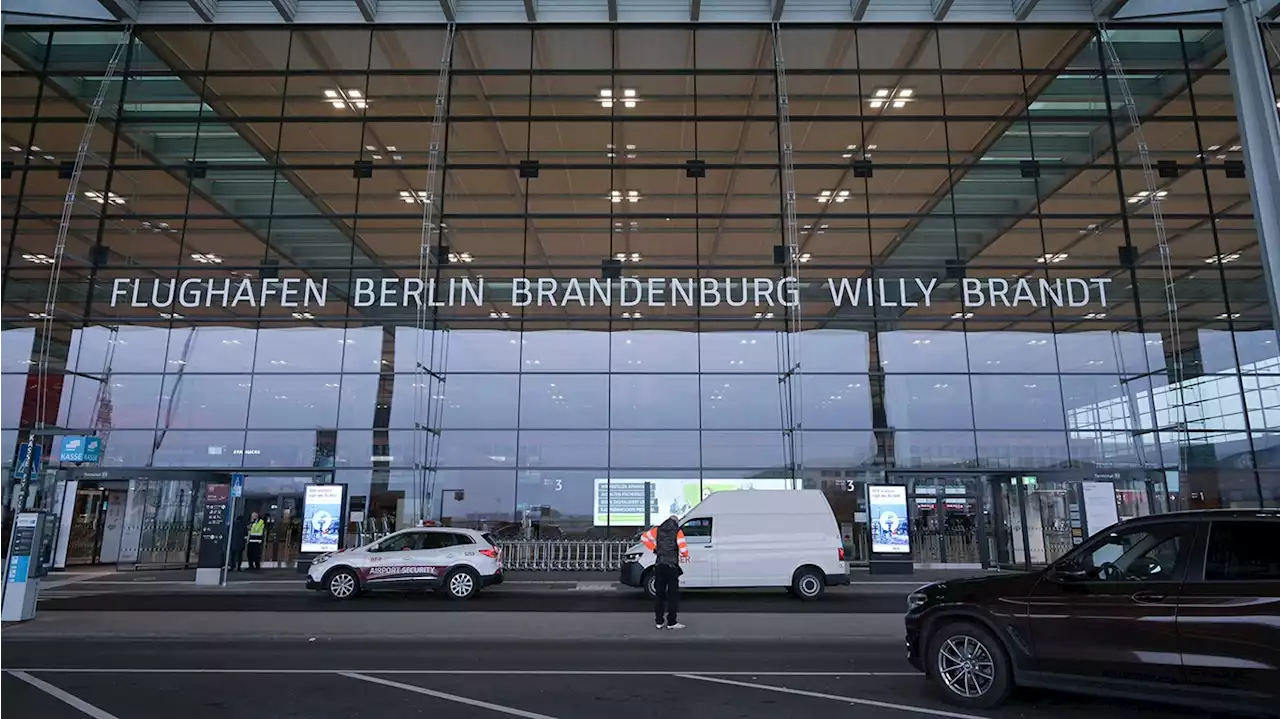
[2,25,1279,351]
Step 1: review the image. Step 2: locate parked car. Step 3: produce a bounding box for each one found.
[619,489,849,599]
[306,527,503,600]
[905,509,1280,716]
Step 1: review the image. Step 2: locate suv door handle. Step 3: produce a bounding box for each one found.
[1132,591,1167,603]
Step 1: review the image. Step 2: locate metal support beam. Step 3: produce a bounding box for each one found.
[1012,0,1042,20]
[772,0,786,20]
[97,0,139,20]
[437,0,456,22]
[186,0,217,21]
[269,0,297,20]
[522,0,536,21]
[1092,0,1130,16]
[607,0,617,21]
[851,0,870,20]
[691,0,700,21]
[355,0,377,21]
[931,0,956,19]
[1223,0,1280,336]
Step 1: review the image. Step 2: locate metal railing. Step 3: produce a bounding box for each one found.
[495,539,633,572]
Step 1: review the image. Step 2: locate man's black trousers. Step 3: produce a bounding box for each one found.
[653,563,680,626]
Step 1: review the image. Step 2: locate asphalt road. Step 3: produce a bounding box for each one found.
[37,589,905,613]
[2,640,1230,719]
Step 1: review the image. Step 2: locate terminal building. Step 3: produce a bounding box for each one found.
[2,0,1279,571]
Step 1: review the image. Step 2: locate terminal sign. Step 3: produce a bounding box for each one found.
[110,276,1112,311]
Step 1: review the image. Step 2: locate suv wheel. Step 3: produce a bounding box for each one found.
[444,567,480,600]
[326,568,360,600]
[927,621,1012,709]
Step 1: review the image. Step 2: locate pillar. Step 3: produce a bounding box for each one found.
[1222,0,1280,334]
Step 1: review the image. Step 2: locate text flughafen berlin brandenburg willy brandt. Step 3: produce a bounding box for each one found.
[110,276,1113,310]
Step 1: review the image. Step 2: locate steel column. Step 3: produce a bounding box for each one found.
[1222,0,1280,335]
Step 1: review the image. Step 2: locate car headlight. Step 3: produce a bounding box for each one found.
[311,554,330,567]
[907,591,929,611]
[624,552,641,562]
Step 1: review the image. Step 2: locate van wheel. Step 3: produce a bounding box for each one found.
[791,566,825,600]
[642,569,657,599]
[926,621,1013,709]
[325,568,360,601]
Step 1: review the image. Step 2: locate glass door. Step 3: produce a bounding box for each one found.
[65,486,106,565]
[902,474,987,567]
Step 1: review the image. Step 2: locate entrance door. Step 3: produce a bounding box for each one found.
[239,476,313,569]
[65,487,106,565]
[902,475,987,567]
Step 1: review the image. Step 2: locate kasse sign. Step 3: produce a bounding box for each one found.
[110,276,1112,310]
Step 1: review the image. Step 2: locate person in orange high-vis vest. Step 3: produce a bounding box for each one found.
[641,516,689,629]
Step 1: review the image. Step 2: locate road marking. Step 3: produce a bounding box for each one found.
[7,671,122,719]
[9,668,918,677]
[339,671,561,718]
[675,673,986,719]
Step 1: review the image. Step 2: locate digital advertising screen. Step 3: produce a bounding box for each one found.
[592,478,793,526]
[867,485,910,554]
[301,484,345,553]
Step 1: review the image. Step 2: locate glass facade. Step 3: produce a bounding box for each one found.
[3,24,1280,565]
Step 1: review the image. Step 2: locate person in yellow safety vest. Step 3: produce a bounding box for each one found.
[246,511,266,571]
[641,516,689,630]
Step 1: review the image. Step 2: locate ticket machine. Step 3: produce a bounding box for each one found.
[3,511,51,622]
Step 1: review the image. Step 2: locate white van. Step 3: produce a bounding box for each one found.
[618,489,849,600]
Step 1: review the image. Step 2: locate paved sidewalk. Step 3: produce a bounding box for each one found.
[3,610,905,642]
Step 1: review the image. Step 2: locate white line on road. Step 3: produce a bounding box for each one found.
[675,673,987,719]
[8,668,918,677]
[6,671,122,719]
[339,671,562,718]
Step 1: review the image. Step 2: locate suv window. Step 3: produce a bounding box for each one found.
[1204,521,1280,581]
[1072,523,1192,582]
[376,532,422,552]
[420,532,458,550]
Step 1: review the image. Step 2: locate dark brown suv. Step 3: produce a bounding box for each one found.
[904,509,1280,716]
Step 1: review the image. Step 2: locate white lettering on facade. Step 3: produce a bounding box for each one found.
[100,275,1119,311]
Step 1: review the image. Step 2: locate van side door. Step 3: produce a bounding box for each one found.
[679,517,714,588]
[1176,518,1280,706]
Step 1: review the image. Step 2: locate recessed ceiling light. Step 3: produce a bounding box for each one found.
[325,88,367,110]
[1204,252,1241,264]
[1127,189,1168,204]
[754,312,775,319]
[84,190,125,205]
[1083,312,1107,319]
[816,189,850,203]
[622,311,642,319]
[22,253,54,264]
[448,252,474,263]
[28,312,52,319]
[160,312,183,320]
[190,253,222,264]
[869,88,912,109]
[1217,312,1241,319]
[399,190,430,204]
[797,253,812,263]
[608,190,642,203]
[951,312,974,319]
[489,311,511,319]
[292,311,315,320]
[1036,253,1068,263]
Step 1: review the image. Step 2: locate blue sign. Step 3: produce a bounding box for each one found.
[14,442,41,480]
[231,474,244,498]
[59,436,103,464]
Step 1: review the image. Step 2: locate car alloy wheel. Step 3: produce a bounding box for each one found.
[644,572,657,598]
[328,571,357,599]
[936,634,996,699]
[449,571,476,598]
